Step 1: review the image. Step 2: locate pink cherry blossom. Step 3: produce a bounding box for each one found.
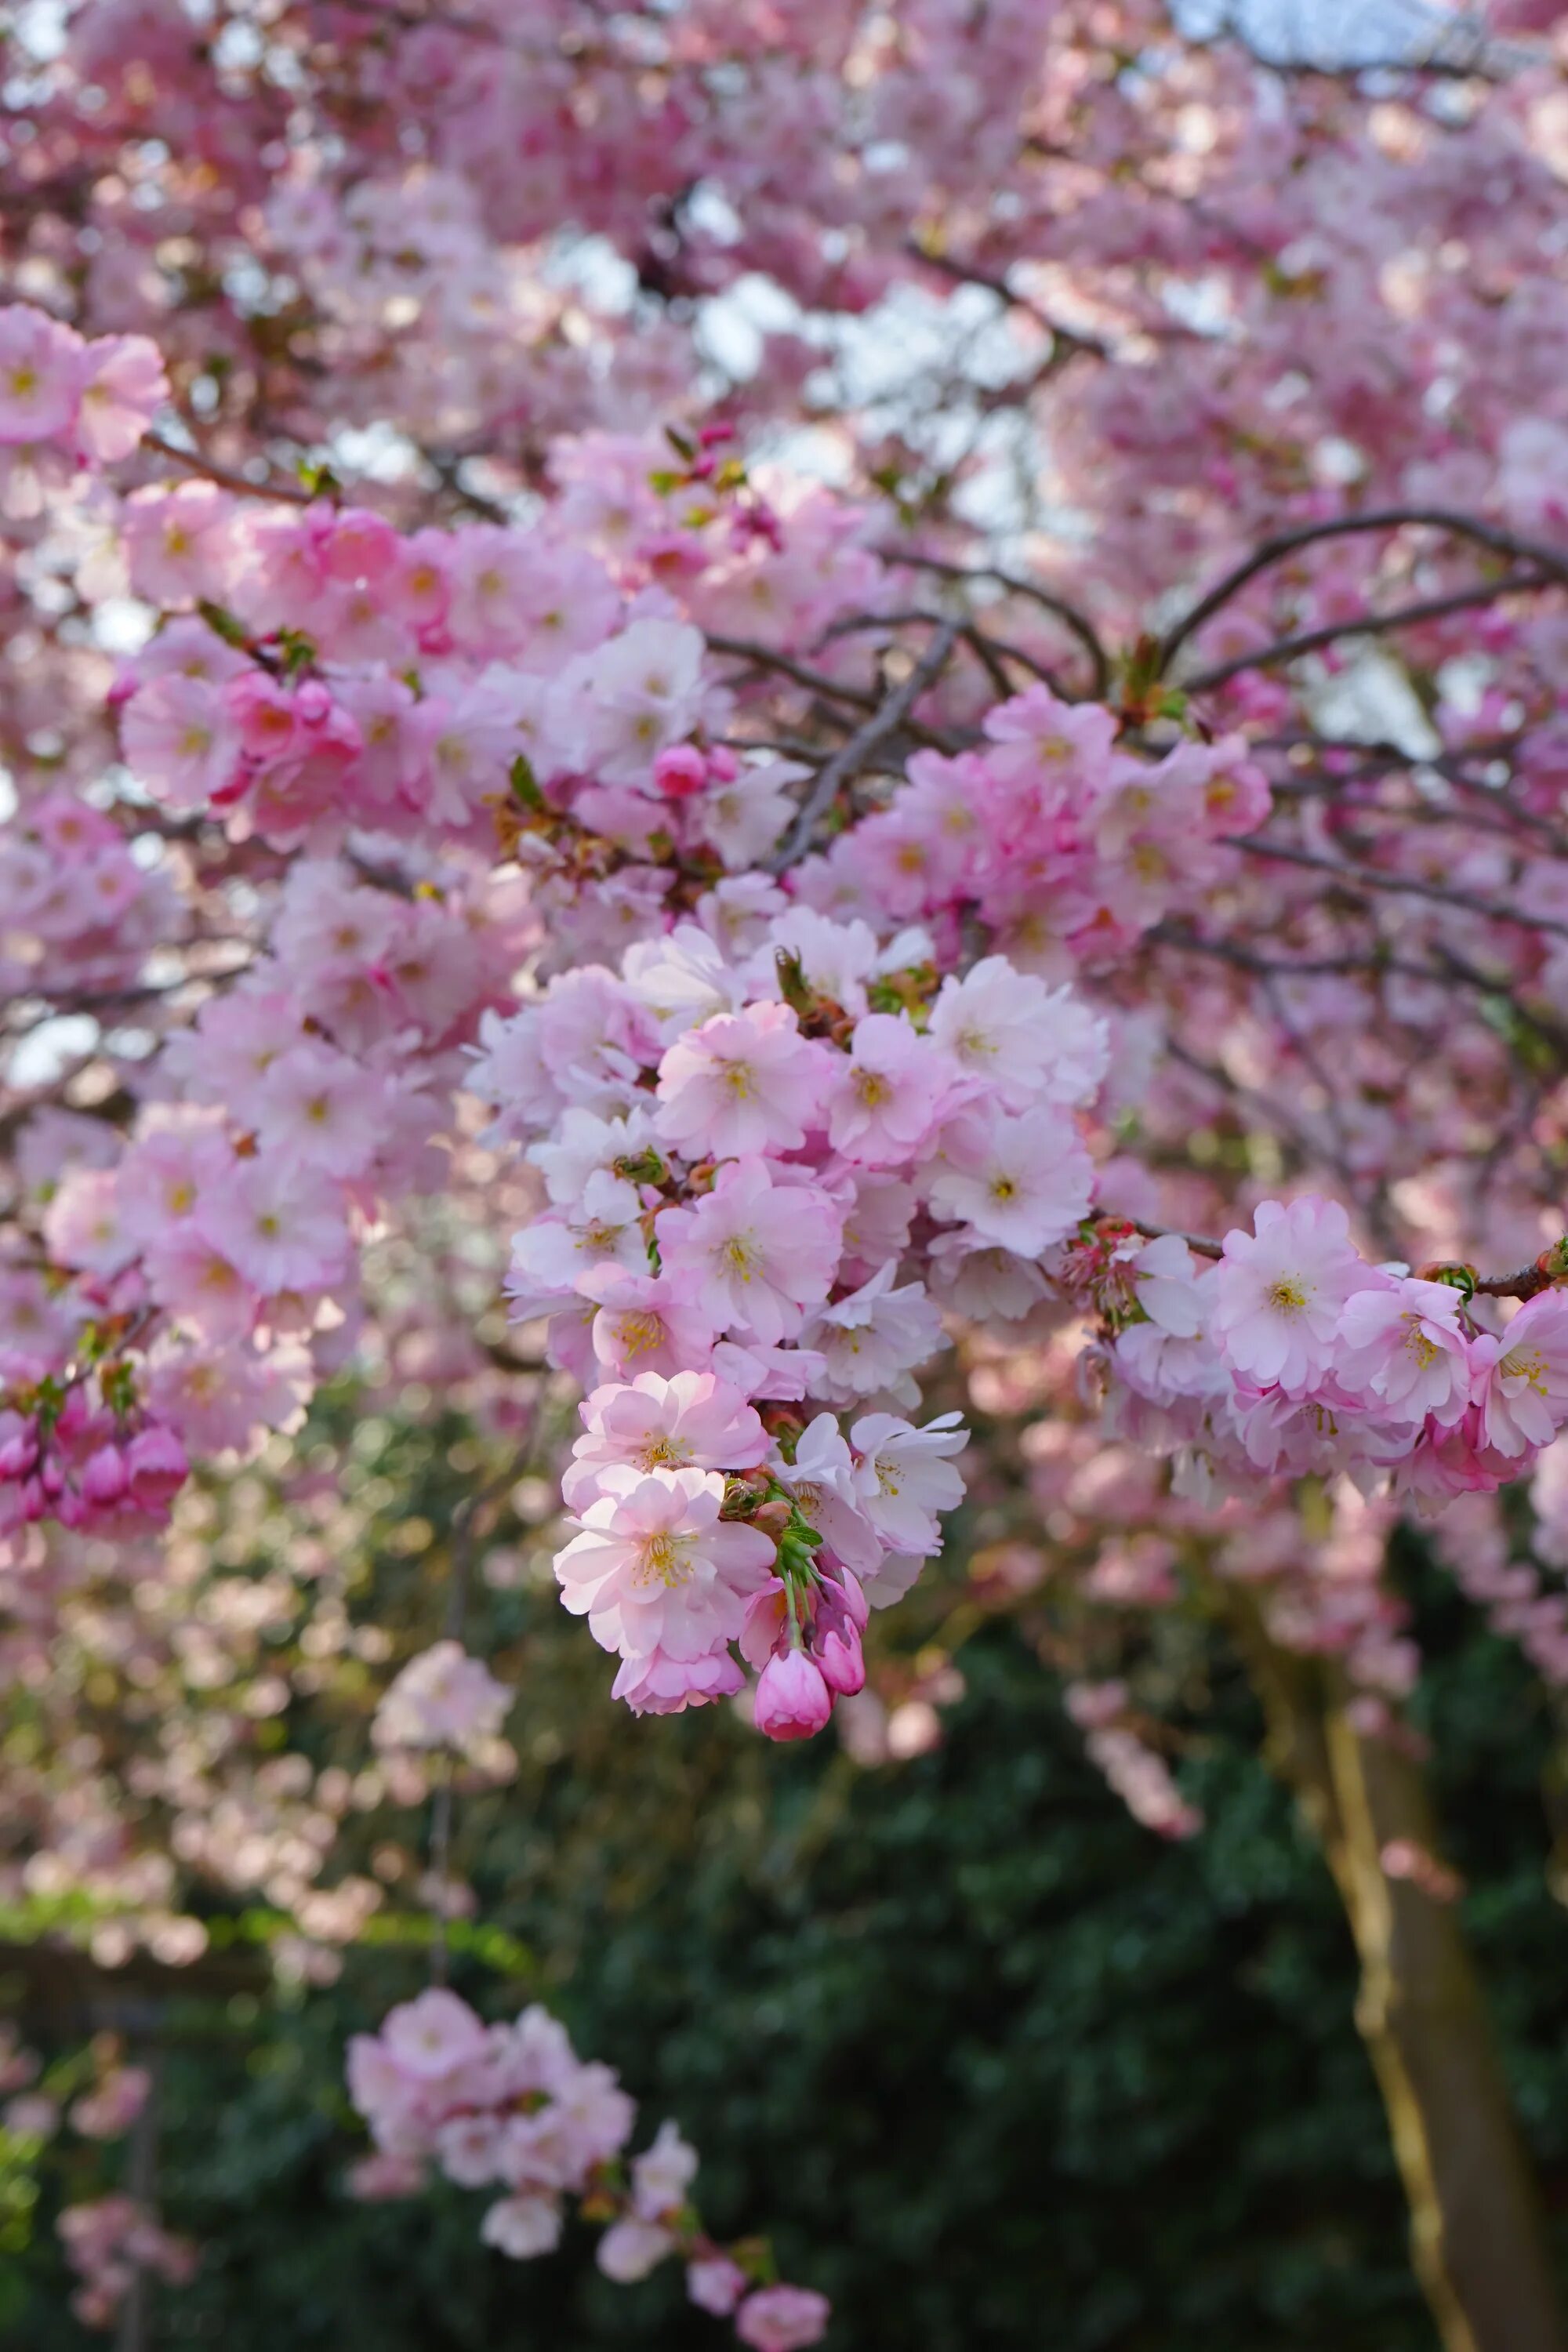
[735,2283,833,2350]
[1212,1198,1375,1399]
[655,1002,831,1160]
[554,1467,778,1663]
[655,1160,842,1347]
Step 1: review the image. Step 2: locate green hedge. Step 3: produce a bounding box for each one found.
[10,1418,1568,2350]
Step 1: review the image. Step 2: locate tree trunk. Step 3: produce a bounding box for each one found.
[1227,1599,1565,2352]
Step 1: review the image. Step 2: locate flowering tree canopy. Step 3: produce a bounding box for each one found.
[5,4,1568,2347]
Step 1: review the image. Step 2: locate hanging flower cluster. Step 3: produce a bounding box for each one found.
[347,1989,828,2348]
[471,915,1112,1731]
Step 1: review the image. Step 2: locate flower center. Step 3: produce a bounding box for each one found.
[853,1068,890,1107]
[616,1311,665,1357]
[721,1233,757,1282]
[721,1062,753,1099]
[1265,1276,1308,1313]
[635,1530,695,1588]
[1501,1345,1548,1393]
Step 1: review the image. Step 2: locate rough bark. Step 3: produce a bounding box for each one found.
[1226,1596,1564,2352]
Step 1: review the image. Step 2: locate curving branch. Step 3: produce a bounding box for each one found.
[768,621,960,872]
[874,546,1112,698]
[1159,507,1568,675]
[1181,571,1551,695]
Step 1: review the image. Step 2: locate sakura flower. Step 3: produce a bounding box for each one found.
[800,1264,946,1407]
[610,1643,746,1715]
[926,1105,1092,1258]
[571,617,708,783]
[630,2118,699,2220]
[655,1159,842,1345]
[695,757,801,868]
[621,923,743,1040]
[373,1641,510,1751]
[850,1410,968,1555]
[114,1125,236,1249]
[1473,1291,1568,1457]
[480,2197,563,2259]
[1335,1276,1475,1428]
[927,957,1109,1112]
[772,1414,882,1573]
[655,1001,829,1160]
[0,304,85,442]
[119,673,240,808]
[735,2283,833,2350]
[562,1371,768,1508]
[597,2216,676,2282]
[1129,1234,1207,1337]
[754,906,880,1019]
[1212,1196,1374,1398]
[925,1231,1050,1323]
[380,1990,492,2082]
[504,1174,648,1315]
[435,2114,507,2188]
[252,1042,390,1178]
[197,1159,350,1294]
[982,681,1118,772]
[528,1105,660,1208]
[826,1012,953,1166]
[43,1168,136,1277]
[142,1228,258,1344]
[121,481,234,607]
[579,1266,718,1379]
[74,335,168,463]
[554,1465,777,1661]
[688,2254,748,2315]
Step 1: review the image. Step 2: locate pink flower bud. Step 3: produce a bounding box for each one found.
[753,1650,833,1743]
[652,744,709,800]
[80,1443,129,1507]
[0,1429,38,1481]
[686,2253,746,2316]
[123,1425,188,1513]
[815,1617,865,1697]
[735,2283,832,2350]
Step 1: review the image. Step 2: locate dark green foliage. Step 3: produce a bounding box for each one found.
[11,1417,1568,2351]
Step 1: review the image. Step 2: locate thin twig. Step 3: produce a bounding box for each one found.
[1181,571,1549,695]
[874,546,1112,697]
[768,622,959,871]
[1159,507,1568,673]
[143,430,313,506]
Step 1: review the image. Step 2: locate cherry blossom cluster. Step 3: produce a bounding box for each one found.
[1081,1201,1568,1508]
[7,852,528,1538]
[57,2196,197,2334]
[347,1988,828,2350]
[1063,1682,1203,1842]
[372,1640,514,1782]
[107,456,853,887]
[794,685,1271,975]
[0,299,167,514]
[0,2030,191,2336]
[0,791,179,996]
[471,910,1120,1730]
